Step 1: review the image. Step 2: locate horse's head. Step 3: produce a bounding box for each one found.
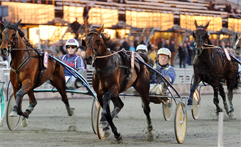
[0,19,22,57]
[84,25,105,65]
[192,20,210,55]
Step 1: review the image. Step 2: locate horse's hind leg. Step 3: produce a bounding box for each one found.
[50,73,73,116]
[111,96,124,118]
[219,84,229,114]
[213,87,222,116]
[134,80,153,140]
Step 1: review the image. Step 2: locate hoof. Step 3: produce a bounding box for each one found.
[229,111,236,120]
[9,110,18,117]
[21,117,28,127]
[99,121,109,128]
[66,106,74,116]
[103,129,111,138]
[115,133,122,141]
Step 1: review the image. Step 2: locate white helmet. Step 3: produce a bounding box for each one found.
[157,48,171,58]
[136,44,148,52]
[65,38,79,47]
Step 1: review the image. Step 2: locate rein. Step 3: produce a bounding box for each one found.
[95,49,125,59]
[202,43,221,49]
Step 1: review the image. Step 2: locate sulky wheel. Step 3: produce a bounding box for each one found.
[6,94,20,130]
[174,102,187,144]
[96,105,110,139]
[162,97,172,121]
[91,99,99,134]
[191,89,201,120]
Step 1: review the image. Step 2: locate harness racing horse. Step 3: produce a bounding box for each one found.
[0,19,73,126]
[189,20,239,119]
[84,25,153,141]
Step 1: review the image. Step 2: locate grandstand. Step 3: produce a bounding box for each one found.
[0,0,241,46]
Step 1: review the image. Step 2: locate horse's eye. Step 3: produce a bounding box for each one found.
[12,34,15,37]
[96,39,100,43]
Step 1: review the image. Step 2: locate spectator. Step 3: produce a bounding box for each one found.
[157,37,165,49]
[178,43,187,68]
[83,3,91,23]
[169,39,176,66]
[76,46,87,69]
[117,0,126,3]
[187,41,193,65]
[148,48,157,64]
[120,38,129,51]
[208,1,215,11]
[134,36,140,49]
[224,3,232,13]
[164,40,169,49]
[140,36,148,46]
[129,41,135,52]
[70,17,81,39]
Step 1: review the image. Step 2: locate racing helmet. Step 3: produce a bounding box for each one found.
[136,44,148,52]
[157,48,171,58]
[65,38,79,54]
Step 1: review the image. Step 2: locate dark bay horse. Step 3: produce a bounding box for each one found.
[0,19,73,126]
[189,20,239,119]
[84,25,152,141]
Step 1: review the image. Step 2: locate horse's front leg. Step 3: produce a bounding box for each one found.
[188,75,201,105]
[102,88,122,140]
[10,80,33,118]
[24,90,37,117]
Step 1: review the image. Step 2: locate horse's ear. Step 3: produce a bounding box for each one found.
[98,24,104,34]
[84,18,89,34]
[13,19,22,30]
[194,20,198,28]
[204,21,210,29]
[82,39,86,47]
[4,18,9,28]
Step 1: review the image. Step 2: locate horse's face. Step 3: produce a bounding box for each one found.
[0,19,21,57]
[193,20,210,55]
[0,28,18,56]
[84,25,104,65]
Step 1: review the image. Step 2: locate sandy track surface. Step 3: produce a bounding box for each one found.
[0,94,240,147]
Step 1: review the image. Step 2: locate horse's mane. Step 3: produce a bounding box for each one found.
[88,28,118,51]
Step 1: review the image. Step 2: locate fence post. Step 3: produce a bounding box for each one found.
[218,112,223,147]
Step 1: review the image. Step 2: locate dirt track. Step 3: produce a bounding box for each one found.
[0,94,240,147]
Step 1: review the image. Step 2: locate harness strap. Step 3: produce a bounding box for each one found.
[11,55,34,87]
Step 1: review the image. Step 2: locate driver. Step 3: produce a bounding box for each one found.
[150,48,176,95]
[60,38,85,89]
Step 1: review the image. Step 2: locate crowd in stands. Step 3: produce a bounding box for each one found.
[208,1,240,18]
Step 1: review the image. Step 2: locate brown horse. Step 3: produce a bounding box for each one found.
[188,20,239,119]
[84,25,152,141]
[0,19,73,126]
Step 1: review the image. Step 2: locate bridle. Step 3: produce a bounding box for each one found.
[86,31,103,63]
[1,25,19,53]
[194,28,208,54]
